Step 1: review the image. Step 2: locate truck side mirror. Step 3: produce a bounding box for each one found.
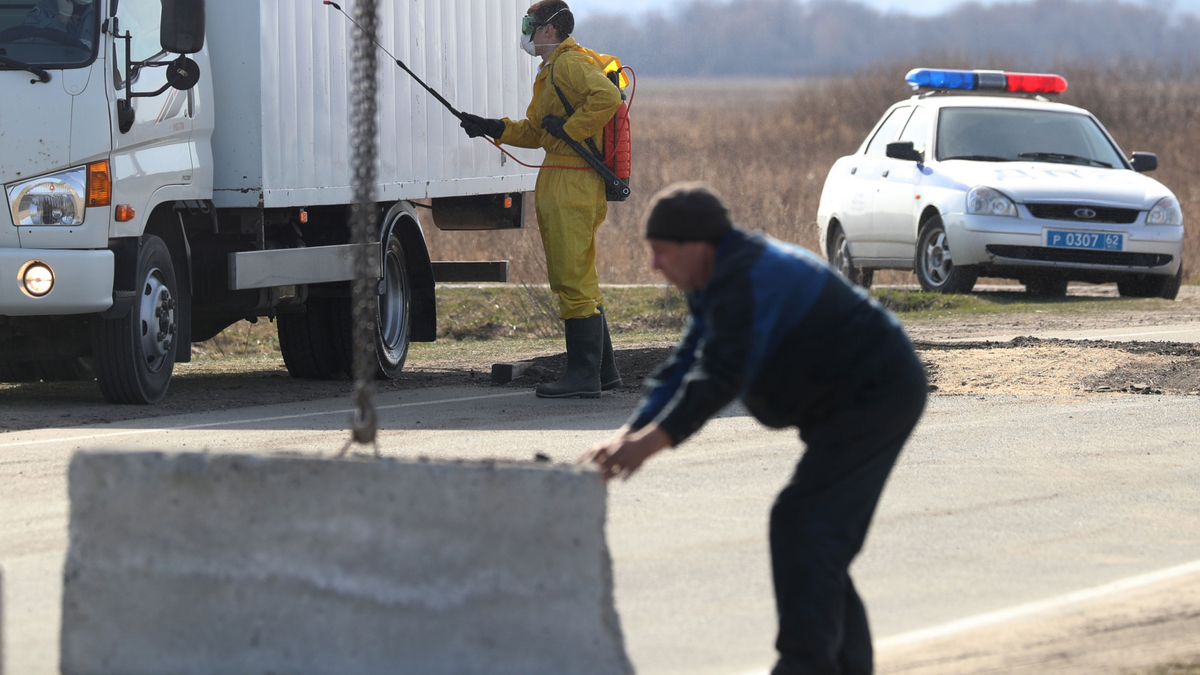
[1130,152,1158,173]
[886,141,924,163]
[161,0,206,54]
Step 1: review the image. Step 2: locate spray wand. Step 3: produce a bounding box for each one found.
[322,0,626,186]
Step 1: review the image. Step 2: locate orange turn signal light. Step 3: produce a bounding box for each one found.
[87,160,111,207]
[504,196,513,208]
[115,205,136,222]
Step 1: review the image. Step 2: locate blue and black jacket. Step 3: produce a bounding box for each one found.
[628,228,920,445]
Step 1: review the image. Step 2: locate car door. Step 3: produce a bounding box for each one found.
[873,105,930,261]
[841,106,911,260]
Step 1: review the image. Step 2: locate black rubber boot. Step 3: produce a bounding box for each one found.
[536,314,602,399]
[599,307,622,391]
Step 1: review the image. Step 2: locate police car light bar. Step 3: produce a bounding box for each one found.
[905,68,1068,94]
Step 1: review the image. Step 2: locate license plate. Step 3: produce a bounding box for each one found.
[1045,230,1124,251]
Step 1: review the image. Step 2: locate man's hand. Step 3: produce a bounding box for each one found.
[460,113,505,140]
[541,115,570,141]
[579,425,672,482]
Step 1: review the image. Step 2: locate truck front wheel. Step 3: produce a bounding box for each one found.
[91,236,179,404]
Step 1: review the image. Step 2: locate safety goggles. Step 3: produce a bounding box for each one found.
[521,7,567,35]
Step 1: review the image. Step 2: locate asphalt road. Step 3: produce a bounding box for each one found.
[3,383,1200,675]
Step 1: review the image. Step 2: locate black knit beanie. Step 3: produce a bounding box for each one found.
[644,182,733,242]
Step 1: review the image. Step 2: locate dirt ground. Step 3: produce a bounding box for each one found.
[7,285,1200,433]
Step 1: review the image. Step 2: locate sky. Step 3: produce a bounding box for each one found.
[567,0,1200,18]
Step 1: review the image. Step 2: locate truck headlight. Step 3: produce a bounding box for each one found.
[966,186,1018,217]
[1146,196,1183,226]
[6,167,87,226]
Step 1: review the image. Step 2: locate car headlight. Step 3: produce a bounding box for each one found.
[966,186,1018,217]
[1146,196,1183,226]
[6,167,87,226]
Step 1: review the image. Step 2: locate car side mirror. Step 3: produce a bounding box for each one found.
[1130,152,1157,173]
[161,0,205,54]
[887,141,924,163]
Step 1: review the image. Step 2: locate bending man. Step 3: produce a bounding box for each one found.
[583,183,928,675]
[459,0,622,398]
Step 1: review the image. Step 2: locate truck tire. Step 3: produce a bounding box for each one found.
[37,357,95,381]
[332,223,412,380]
[0,361,38,383]
[91,235,179,404]
[915,216,977,294]
[278,298,345,380]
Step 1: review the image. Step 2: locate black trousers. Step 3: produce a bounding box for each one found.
[770,344,927,675]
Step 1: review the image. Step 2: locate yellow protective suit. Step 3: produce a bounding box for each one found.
[499,38,622,320]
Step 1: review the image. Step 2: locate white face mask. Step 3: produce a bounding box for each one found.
[521,32,538,56]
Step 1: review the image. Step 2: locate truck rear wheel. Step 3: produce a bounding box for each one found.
[332,223,412,380]
[278,298,344,380]
[0,361,38,383]
[91,236,179,404]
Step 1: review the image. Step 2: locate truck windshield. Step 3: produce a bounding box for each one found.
[937,107,1127,169]
[0,1,98,70]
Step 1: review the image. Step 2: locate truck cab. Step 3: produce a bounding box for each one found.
[0,0,538,403]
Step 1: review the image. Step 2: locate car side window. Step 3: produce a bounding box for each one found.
[897,107,930,152]
[865,107,912,157]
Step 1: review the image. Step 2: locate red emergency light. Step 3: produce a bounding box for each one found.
[1004,72,1068,94]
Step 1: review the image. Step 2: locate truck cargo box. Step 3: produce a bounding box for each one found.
[206,0,539,209]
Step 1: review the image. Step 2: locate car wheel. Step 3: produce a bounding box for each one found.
[915,216,977,294]
[91,235,179,404]
[1117,266,1182,300]
[1023,275,1068,297]
[827,223,873,288]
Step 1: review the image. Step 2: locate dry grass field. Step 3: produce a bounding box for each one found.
[419,62,1200,287]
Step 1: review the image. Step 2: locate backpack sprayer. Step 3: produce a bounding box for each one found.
[323,1,634,201]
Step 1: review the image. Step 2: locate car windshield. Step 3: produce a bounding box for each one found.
[0,0,97,70]
[936,107,1127,169]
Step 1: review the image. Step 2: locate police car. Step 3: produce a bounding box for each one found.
[816,68,1184,298]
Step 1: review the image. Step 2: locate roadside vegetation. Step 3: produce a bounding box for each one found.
[196,284,1187,360]
[204,62,1200,356]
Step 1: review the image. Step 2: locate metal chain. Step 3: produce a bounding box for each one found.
[339,0,380,457]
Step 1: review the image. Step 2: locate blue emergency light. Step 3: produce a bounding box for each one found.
[906,68,1068,94]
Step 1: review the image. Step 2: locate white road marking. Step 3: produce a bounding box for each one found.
[874,557,1200,649]
[729,557,1200,675]
[0,390,530,450]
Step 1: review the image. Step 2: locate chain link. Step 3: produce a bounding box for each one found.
[339,0,381,457]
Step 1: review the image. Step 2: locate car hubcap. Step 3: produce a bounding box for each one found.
[923,230,953,285]
[835,234,853,277]
[139,267,175,371]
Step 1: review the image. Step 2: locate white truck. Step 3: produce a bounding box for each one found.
[0,0,538,403]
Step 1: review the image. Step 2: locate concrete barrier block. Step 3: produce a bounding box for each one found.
[61,452,632,675]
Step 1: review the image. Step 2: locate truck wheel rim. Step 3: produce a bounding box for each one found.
[139,267,174,371]
[378,245,407,353]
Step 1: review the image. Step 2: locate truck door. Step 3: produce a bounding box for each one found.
[108,0,194,238]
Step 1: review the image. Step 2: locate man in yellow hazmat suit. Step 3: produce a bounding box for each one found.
[460,0,623,399]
